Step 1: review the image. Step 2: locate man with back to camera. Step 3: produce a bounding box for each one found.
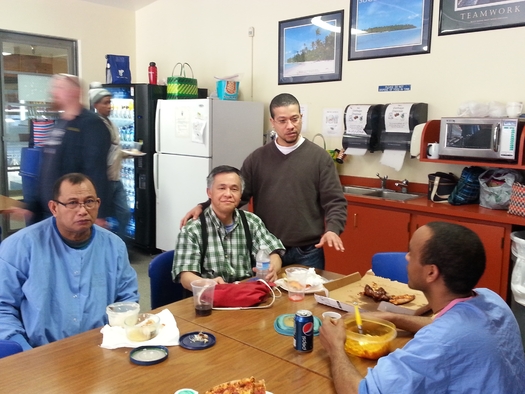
[319,221,525,394]
[32,74,111,227]
[173,165,285,290]
[0,173,139,350]
[181,93,347,270]
[89,83,130,239]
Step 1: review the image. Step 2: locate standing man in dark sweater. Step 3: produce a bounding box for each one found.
[181,93,347,269]
[33,74,111,227]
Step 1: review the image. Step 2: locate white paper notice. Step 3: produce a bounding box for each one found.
[175,107,191,137]
[323,108,343,136]
[384,103,413,133]
[344,105,371,135]
[380,150,406,171]
[191,119,206,144]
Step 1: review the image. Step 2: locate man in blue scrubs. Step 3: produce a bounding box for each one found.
[0,173,139,350]
[320,221,525,394]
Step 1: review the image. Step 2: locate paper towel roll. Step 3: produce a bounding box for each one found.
[380,150,406,171]
[344,147,367,156]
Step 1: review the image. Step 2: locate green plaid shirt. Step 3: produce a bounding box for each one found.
[173,208,284,283]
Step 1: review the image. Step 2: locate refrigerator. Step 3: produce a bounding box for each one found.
[102,83,166,251]
[154,98,264,251]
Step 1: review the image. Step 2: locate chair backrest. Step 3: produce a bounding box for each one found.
[0,340,23,358]
[371,252,409,284]
[148,250,185,309]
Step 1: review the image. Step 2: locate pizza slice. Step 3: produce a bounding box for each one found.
[205,377,266,394]
[389,294,416,305]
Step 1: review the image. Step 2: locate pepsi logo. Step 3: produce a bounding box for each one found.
[302,322,313,335]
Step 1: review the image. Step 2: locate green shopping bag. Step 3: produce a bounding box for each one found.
[167,62,198,99]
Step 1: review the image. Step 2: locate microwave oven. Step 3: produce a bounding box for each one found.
[439,117,524,161]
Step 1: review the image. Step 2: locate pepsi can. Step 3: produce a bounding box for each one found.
[294,310,314,352]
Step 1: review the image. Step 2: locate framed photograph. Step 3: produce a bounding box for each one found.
[348,0,432,61]
[278,10,344,85]
[439,0,525,35]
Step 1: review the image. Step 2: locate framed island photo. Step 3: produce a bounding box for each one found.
[278,10,344,85]
[439,0,525,35]
[348,0,432,61]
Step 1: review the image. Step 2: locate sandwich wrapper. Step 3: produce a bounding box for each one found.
[100,309,180,349]
[315,272,430,315]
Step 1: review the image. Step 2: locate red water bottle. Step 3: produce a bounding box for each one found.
[148,62,157,85]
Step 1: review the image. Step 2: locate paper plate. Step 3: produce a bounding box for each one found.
[273,314,321,336]
[179,331,216,350]
[122,149,146,157]
[275,279,327,294]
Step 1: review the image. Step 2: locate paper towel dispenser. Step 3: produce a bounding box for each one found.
[378,103,428,152]
[342,104,384,153]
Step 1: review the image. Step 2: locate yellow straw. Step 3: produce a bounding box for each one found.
[354,304,364,334]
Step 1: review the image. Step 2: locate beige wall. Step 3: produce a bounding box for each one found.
[3,0,525,184]
[0,0,135,104]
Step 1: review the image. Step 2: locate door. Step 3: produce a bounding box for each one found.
[155,153,209,251]
[155,99,210,157]
[0,30,77,236]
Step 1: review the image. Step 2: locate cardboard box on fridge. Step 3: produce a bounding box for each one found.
[315,272,431,316]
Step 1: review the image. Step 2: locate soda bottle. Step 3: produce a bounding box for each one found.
[148,62,157,85]
[255,246,270,279]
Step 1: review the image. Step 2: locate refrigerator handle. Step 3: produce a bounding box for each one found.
[153,152,159,196]
[155,101,161,152]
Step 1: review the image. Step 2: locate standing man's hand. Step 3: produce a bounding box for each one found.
[316,231,345,252]
[180,205,203,229]
[95,218,108,228]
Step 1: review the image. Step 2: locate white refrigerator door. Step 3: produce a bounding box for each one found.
[155,153,209,251]
[155,99,211,158]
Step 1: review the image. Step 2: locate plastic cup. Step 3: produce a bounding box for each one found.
[190,279,216,316]
[106,301,140,327]
[285,267,308,302]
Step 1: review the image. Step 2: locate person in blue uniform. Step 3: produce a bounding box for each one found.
[0,173,139,350]
[320,221,525,394]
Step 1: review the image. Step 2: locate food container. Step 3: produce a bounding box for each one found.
[106,301,140,327]
[343,314,397,360]
[124,313,161,342]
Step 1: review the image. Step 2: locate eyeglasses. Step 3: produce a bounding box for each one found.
[53,198,99,210]
[273,115,301,125]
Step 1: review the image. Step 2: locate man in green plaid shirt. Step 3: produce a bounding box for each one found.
[173,166,284,290]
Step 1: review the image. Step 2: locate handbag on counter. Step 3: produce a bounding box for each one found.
[213,280,278,310]
[508,183,525,217]
[428,172,458,203]
[167,62,198,99]
[448,166,485,206]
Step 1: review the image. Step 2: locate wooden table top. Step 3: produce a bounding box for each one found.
[0,194,25,213]
[165,282,412,378]
[0,268,411,393]
[0,318,335,393]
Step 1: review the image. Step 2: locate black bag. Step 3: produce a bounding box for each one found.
[448,166,485,206]
[428,172,458,203]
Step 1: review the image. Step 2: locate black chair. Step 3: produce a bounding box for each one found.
[148,250,186,309]
[371,252,409,284]
[0,340,23,359]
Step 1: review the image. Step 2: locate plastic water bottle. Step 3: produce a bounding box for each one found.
[255,246,271,279]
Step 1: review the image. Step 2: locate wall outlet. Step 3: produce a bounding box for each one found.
[248,27,255,37]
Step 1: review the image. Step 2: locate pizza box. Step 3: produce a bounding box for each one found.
[315,272,431,316]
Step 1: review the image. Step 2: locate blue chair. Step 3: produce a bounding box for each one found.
[371,252,409,284]
[0,340,23,358]
[148,250,186,309]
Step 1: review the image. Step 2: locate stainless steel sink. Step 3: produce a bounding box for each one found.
[342,185,421,201]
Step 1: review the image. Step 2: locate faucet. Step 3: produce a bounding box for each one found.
[376,173,388,189]
[394,179,409,193]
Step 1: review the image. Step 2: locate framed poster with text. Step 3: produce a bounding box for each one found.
[439,0,525,35]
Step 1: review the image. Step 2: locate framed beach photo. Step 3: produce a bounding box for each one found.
[439,0,525,35]
[348,0,432,61]
[278,10,344,85]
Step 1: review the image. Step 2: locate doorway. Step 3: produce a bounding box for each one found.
[0,30,77,237]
